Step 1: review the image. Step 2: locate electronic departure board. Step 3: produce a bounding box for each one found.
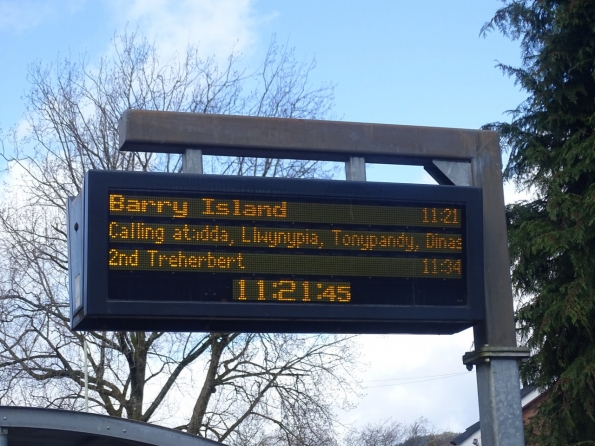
[68,170,485,333]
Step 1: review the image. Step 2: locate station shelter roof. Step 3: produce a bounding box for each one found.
[0,406,225,446]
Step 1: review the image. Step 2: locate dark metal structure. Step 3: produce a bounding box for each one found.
[114,110,530,446]
[0,406,224,446]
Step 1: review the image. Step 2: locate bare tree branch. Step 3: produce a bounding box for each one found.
[0,30,358,446]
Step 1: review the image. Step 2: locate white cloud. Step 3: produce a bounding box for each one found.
[106,0,266,62]
[0,0,85,31]
[503,180,535,205]
[341,330,479,433]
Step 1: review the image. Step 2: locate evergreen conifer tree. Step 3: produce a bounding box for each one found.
[484,1,595,443]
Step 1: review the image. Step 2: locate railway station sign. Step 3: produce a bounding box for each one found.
[68,169,484,333]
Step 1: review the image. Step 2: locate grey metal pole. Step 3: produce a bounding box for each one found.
[432,137,528,444]
[470,135,526,446]
[84,338,89,412]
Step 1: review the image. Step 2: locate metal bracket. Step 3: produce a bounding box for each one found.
[345,156,366,181]
[463,346,530,371]
[182,148,203,174]
[424,160,471,186]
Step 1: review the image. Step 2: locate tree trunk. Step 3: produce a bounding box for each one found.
[186,334,227,435]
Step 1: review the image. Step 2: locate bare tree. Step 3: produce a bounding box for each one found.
[344,418,408,446]
[0,30,357,445]
[343,417,459,446]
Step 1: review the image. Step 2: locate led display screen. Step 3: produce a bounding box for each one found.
[107,191,466,306]
[68,170,484,333]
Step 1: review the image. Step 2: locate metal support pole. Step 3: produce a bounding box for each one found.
[183,149,203,174]
[448,142,525,444]
[84,338,89,412]
[424,160,471,186]
[345,156,366,181]
[431,155,528,445]
[0,427,7,446]
[476,358,524,443]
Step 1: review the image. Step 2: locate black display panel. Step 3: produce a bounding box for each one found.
[68,170,484,333]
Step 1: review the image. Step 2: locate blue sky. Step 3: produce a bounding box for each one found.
[0,0,527,435]
[0,1,524,134]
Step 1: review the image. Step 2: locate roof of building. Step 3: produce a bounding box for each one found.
[521,384,537,399]
[450,421,480,445]
[0,406,225,446]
